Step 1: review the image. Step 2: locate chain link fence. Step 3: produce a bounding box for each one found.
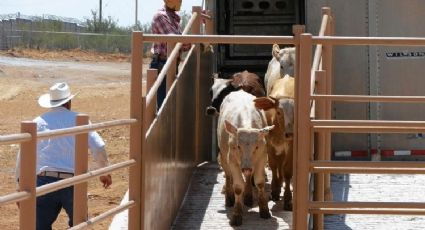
[0,15,151,54]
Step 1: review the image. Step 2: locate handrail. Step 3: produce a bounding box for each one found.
[312,94,425,102]
[145,12,198,108]
[38,119,136,140]
[312,119,425,127]
[314,36,425,46]
[37,159,135,197]
[311,14,329,78]
[143,34,295,45]
[0,119,136,144]
[0,133,32,145]
[70,200,136,230]
[0,191,31,206]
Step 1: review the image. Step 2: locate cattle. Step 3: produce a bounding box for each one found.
[264,44,296,94]
[217,89,273,226]
[206,70,265,116]
[255,74,295,211]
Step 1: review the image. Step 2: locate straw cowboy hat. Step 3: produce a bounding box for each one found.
[38,82,76,108]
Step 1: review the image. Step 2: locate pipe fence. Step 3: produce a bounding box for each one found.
[295,6,425,230]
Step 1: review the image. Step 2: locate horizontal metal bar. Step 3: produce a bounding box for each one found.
[310,201,425,215]
[38,119,137,140]
[311,161,425,174]
[142,34,296,45]
[312,119,425,133]
[0,133,32,145]
[312,160,425,168]
[310,208,425,215]
[311,201,425,209]
[312,119,425,127]
[0,191,31,206]
[312,167,425,174]
[314,36,425,46]
[313,126,425,133]
[37,160,136,197]
[311,94,425,103]
[70,200,135,230]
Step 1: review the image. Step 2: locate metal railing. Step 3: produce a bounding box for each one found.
[0,118,139,230]
[295,6,425,230]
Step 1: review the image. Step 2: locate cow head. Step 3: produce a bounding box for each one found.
[206,73,234,116]
[224,120,273,174]
[254,96,294,134]
[272,44,296,77]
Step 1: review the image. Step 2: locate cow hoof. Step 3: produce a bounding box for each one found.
[271,190,281,201]
[225,195,235,207]
[260,209,272,219]
[244,194,254,207]
[283,201,293,211]
[230,214,243,226]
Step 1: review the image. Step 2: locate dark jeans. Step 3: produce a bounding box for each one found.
[36,176,74,230]
[150,57,167,111]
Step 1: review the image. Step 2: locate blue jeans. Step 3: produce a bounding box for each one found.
[150,58,167,111]
[36,176,74,230]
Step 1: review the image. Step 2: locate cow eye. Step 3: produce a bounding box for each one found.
[237,146,241,149]
[255,146,259,150]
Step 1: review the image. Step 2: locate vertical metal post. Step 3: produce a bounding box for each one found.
[292,24,305,230]
[295,33,313,230]
[313,70,326,230]
[192,6,202,163]
[129,31,143,230]
[322,7,334,202]
[19,121,37,230]
[73,114,89,225]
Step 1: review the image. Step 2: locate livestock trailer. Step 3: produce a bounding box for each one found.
[205,0,425,157]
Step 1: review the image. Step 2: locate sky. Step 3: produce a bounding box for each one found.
[0,0,203,27]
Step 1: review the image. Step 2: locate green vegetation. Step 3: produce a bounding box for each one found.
[10,10,192,56]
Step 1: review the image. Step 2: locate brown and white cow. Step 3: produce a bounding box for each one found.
[218,89,273,226]
[253,44,297,211]
[255,74,295,211]
[206,70,265,116]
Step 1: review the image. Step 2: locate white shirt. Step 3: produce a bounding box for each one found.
[15,106,109,179]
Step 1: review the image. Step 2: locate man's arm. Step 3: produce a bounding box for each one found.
[89,131,112,188]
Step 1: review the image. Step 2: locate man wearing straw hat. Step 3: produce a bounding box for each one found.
[15,82,112,229]
[151,0,191,111]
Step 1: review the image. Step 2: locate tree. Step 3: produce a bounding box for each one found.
[85,10,118,33]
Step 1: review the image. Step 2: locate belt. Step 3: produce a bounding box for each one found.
[38,171,74,179]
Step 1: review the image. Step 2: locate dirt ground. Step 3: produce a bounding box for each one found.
[0,49,149,229]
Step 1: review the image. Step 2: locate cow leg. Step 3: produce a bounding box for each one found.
[268,146,282,201]
[225,175,235,207]
[219,151,235,207]
[254,162,271,219]
[243,172,254,207]
[229,163,244,226]
[282,141,293,211]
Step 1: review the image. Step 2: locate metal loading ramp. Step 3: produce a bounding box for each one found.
[171,163,292,230]
[170,164,425,230]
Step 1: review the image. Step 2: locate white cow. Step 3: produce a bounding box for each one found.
[264,44,296,94]
[217,90,274,226]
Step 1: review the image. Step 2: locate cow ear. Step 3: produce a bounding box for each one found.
[254,97,276,111]
[224,120,237,135]
[272,44,281,59]
[212,73,218,80]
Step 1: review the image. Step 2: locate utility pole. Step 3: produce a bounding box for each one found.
[99,0,102,23]
[135,0,138,27]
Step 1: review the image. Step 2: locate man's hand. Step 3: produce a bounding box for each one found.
[99,174,112,189]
